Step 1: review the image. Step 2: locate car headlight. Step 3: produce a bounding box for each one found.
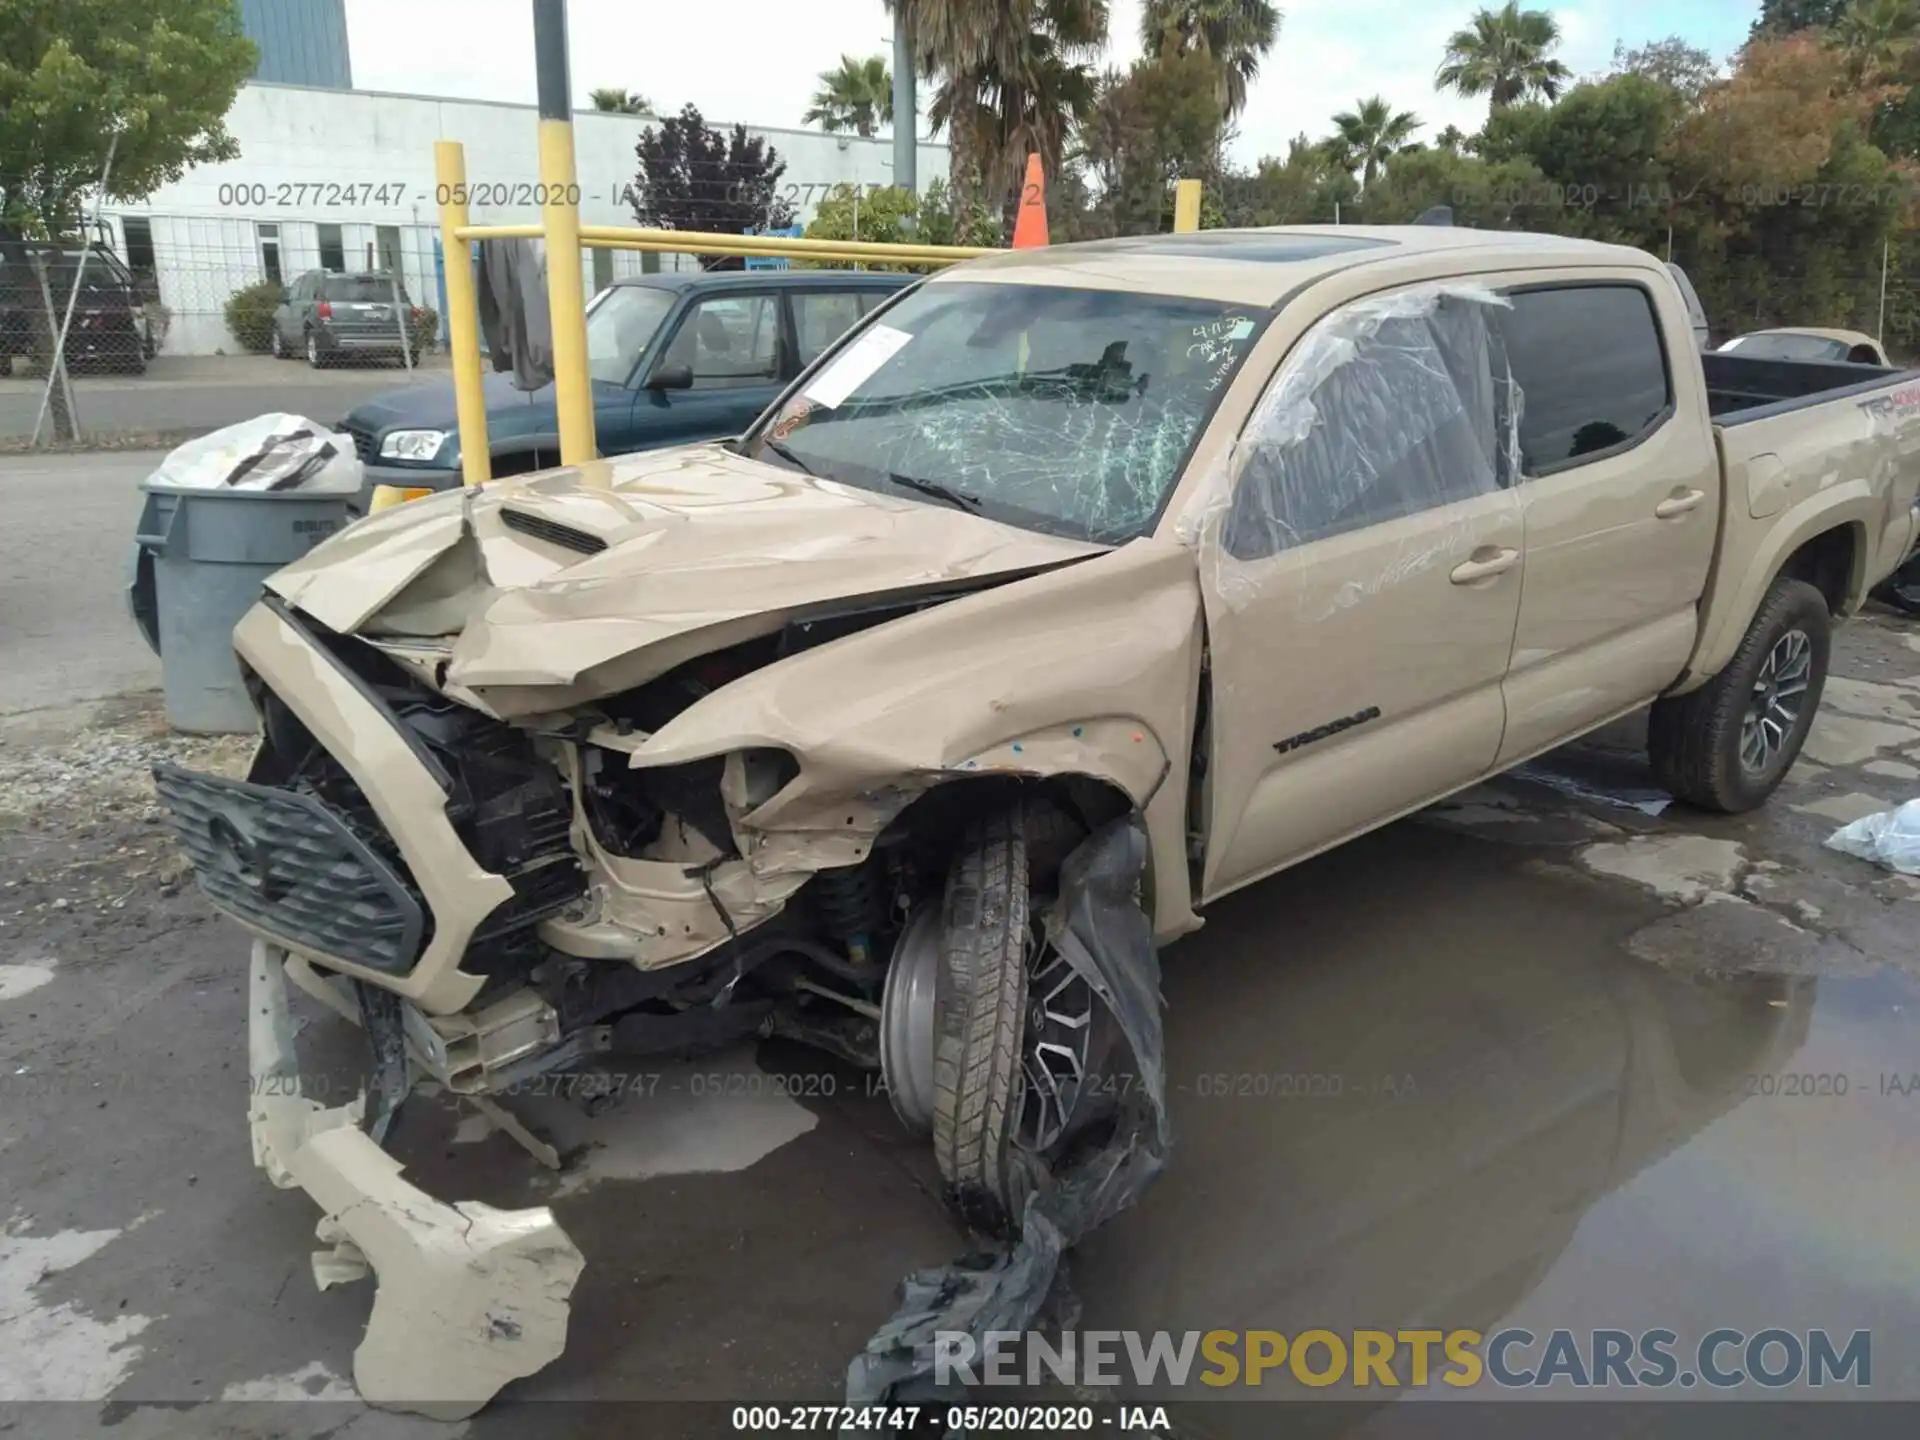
[379,429,447,461]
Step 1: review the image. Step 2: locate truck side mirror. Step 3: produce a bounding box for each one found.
[647,362,694,391]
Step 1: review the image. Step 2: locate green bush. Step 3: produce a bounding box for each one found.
[409,305,440,350]
[224,280,282,353]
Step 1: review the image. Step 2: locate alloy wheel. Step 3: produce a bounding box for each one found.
[1740,629,1812,774]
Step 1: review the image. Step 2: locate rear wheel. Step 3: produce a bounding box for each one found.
[1648,576,1830,813]
[270,328,286,359]
[927,803,1119,1234]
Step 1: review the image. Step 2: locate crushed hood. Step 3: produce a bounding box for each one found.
[265,443,1104,711]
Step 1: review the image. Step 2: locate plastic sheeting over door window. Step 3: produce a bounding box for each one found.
[1179,282,1524,610]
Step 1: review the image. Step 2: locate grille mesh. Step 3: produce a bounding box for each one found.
[341,419,379,463]
[153,763,425,974]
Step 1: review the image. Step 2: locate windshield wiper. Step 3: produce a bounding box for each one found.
[758,437,817,477]
[885,471,982,511]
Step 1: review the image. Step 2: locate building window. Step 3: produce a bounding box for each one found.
[256,222,283,286]
[317,223,345,273]
[120,217,159,300]
[376,225,402,276]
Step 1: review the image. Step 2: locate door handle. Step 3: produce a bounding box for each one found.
[1449,547,1520,585]
[1655,488,1706,519]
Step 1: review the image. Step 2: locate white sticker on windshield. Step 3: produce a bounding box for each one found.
[802,324,913,409]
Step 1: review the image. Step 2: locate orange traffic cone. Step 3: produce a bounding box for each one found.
[1012,154,1049,249]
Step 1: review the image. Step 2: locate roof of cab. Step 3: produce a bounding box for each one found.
[943,225,1660,306]
[610,269,910,293]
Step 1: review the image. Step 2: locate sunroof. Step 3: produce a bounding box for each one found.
[1115,232,1395,262]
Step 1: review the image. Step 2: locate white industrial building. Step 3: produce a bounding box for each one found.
[107,82,951,355]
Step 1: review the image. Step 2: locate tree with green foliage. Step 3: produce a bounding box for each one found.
[801,178,999,263]
[626,104,794,266]
[588,87,654,114]
[1608,37,1721,102]
[1138,0,1282,118]
[1077,50,1230,233]
[1323,96,1422,187]
[1751,0,1848,38]
[898,0,1107,216]
[0,0,256,235]
[1827,0,1920,82]
[1436,3,1572,110]
[1215,134,1352,225]
[803,55,894,137]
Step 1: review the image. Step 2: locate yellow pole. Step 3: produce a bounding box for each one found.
[435,141,491,487]
[1173,179,1203,234]
[538,118,596,473]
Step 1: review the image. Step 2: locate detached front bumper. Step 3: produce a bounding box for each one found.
[249,941,584,1419]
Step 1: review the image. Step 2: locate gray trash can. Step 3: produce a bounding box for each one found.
[130,483,353,734]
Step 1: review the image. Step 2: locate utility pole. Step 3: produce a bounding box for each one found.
[892,5,916,200]
[532,0,596,470]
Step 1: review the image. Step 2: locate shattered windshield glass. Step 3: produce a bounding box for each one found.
[745,280,1265,543]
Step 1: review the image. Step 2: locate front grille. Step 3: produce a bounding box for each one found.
[153,763,426,974]
[500,507,608,555]
[342,419,378,463]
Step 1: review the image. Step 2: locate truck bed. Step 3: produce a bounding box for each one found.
[1703,350,1915,422]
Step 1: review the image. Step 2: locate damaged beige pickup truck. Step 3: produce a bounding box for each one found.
[156,226,1920,1411]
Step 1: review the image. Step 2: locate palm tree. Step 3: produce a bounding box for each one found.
[1436,123,1469,153]
[1435,3,1572,109]
[1828,0,1920,83]
[1325,96,1422,186]
[803,55,895,137]
[1139,0,1283,117]
[900,0,1109,211]
[588,87,654,115]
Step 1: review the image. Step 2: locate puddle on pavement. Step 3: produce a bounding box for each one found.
[1066,822,1920,1412]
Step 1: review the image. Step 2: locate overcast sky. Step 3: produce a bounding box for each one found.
[342,0,1753,165]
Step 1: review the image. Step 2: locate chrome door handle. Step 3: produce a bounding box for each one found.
[1449,547,1519,585]
[1655,489,1706,519]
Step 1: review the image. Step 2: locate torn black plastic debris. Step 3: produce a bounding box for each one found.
[844,816,1170,1435]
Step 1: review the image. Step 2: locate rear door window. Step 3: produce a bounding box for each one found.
[790,290,870,366]
[1498,285,1672,474]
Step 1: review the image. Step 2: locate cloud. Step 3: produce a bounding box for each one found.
[341,0,1751,169]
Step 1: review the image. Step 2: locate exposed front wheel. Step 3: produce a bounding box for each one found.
[305,330,323,368]
[899,804,1118,1234]
[1648,577,1830,813]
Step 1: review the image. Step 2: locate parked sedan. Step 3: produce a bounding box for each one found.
[1718,326,1892,366]
[272,270,426,368]
[341,269,910,505]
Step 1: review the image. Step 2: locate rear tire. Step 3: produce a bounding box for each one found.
[1648,577,1830,813]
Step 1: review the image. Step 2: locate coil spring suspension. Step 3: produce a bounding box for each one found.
[816,860,888,967]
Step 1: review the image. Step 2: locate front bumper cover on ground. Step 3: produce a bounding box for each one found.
[248,941,585,1419]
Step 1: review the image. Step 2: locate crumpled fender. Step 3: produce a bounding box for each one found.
[631,537,1207,941]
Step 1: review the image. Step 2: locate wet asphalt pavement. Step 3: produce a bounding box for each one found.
[2,613,1919,1439]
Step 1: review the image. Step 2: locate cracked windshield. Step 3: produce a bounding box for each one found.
[746,281,1263,542]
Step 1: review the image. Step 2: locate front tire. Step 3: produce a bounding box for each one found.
[305,330,323,368]
[1648,576,1830,813]
[931,803,1116,1234]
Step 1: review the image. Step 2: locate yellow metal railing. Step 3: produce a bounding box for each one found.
[396,136,1204,505]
